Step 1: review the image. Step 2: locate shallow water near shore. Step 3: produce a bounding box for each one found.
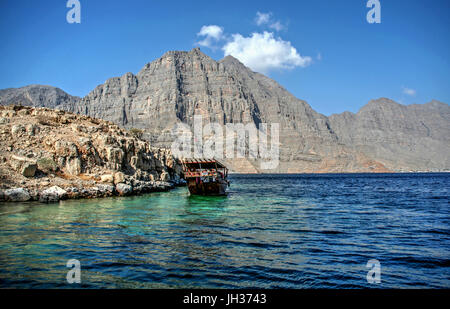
[0,173,449,288]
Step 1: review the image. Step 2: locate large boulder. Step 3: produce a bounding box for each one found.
[4,188,31,202]
[114,172,126,185]
[160,172,170,182]
[11,124,25,135]
[96,184,115,196]
[39,186,67,203]
[101,174,114,183]
[116,183,132,196]
[10,155,37,177]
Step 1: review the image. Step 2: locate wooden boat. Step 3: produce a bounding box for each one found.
[181,159,230,196]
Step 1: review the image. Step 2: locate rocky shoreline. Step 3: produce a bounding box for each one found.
[0,105,186,203]
[0,181,185,204]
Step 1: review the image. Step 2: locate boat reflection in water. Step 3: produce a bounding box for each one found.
[182,159,230,196]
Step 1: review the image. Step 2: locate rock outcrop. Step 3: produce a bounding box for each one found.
[10,155,37,177]
[0,105,184,203]
[39,186,68,203]
[1,49,449,173]
[3,188,31,202]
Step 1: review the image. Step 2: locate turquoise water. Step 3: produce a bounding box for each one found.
[0,174,449,288]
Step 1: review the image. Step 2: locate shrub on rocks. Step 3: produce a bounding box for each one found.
[36,115,53,126]
[37,157,59,173]
[129,128,144,139]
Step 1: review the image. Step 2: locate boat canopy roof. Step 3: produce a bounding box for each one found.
[182,158,227,170]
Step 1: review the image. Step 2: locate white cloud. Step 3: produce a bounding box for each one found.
[223,31,312,74]
[269,21,284,32]
[196,25,224,48]
[403,87,416,96]
[255,12,271,26]
[255,12,285,31]
[198,25,223,39]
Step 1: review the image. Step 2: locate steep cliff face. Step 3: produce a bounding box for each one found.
[1,49,449,173]
[63,48,370,173]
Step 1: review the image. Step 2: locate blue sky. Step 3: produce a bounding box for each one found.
[0,0,449,115]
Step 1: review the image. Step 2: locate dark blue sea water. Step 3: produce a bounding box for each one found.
[0,173,449,288]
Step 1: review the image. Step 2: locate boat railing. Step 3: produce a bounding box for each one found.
[184,170,219,178]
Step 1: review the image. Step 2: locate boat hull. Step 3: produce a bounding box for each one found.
[187,179,228,196]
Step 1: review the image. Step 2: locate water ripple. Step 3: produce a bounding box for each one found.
[0,173,449,288]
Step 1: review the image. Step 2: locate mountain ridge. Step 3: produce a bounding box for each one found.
[1,48,448,173]
[0,84,80,109]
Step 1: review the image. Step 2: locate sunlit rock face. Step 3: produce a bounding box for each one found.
[0,105,183,202]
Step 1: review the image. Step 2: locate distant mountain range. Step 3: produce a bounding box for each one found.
[0,84,80,109]
[1,48,449,173]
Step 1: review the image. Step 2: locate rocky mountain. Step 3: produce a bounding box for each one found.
[328,98,450,172]
[0,85,80,109]
[0,105,184,203]
[1,48,448,173]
